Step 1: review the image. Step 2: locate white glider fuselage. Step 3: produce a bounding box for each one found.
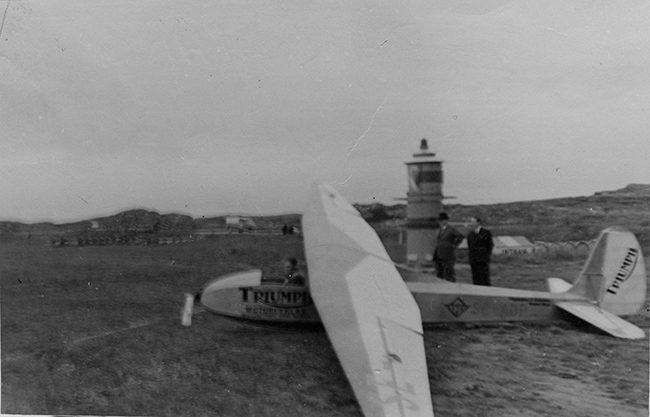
[200,221,646,339]
[201,273,580,324]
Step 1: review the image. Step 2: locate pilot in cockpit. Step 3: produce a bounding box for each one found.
[283,257,306,286]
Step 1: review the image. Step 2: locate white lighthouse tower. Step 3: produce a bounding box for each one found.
[405,139,444,269]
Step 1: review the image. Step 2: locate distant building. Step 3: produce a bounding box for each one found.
[225,216,257,232]
[458,236,535,255]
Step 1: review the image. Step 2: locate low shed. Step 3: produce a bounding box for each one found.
[458,235,535,255]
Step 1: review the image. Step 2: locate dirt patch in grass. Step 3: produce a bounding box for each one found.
[425,323,648,417]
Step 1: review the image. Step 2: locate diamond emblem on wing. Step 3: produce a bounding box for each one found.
[446,297,469,318]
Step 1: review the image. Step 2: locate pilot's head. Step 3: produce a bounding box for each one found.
[284,257,299,274]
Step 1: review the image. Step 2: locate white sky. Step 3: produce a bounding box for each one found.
[1,0,649,223]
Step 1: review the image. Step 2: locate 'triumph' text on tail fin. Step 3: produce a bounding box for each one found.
[569,226,647,316]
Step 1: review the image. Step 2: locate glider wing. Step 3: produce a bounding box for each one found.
[303,183,433,417]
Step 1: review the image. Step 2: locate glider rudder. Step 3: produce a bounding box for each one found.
[568,226,647,316]
[548,227,646,339]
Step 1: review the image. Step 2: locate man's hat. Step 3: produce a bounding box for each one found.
[439,212,449,220]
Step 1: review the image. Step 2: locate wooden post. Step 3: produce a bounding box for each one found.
[182,293,194,326]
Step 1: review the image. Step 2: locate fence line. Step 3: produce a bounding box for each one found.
[50,228,286,247]
[533,239,596,253]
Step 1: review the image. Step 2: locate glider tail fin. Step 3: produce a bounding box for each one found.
[567,226,647,316]
[548,227,647,339]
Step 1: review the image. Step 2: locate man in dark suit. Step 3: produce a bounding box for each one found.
[433,212,465,282]
[467,216,494,286]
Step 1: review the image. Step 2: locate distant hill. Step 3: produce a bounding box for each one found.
[444,183,650,225]
[354,183,650,221]
[353,203,406,223]
[0,209,302,242]
[443,184,650,246]
[354,183,650,247]
[594,183,650,197]
[1,184,648,248]
[193,213,301,230]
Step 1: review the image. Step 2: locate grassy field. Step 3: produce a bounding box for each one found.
[2,233,648,416]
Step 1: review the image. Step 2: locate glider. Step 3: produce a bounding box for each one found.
[196,182,647,417]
